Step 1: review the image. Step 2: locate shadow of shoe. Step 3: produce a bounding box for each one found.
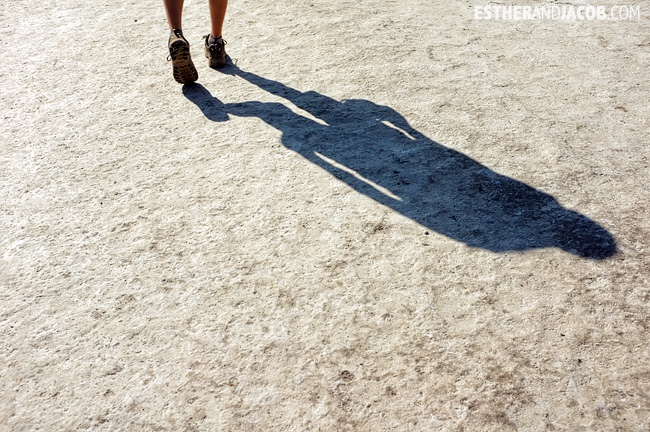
[182,83,229,122]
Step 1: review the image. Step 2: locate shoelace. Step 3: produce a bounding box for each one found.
[205,36,227,53]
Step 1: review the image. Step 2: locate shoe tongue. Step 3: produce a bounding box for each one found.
[172,29,184,38]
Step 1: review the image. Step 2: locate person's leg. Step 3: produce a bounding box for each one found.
[209,0,228,38]
[164,0,197,83]
[164,0,184,30]
[204,0,228,68]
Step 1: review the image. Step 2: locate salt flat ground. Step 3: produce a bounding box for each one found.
[1,0,650,430]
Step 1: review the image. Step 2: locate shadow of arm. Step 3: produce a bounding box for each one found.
[343,99,423,140]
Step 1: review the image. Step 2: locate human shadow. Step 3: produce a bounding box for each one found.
[182,67,617,259]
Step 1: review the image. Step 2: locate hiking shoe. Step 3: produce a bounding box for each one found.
[204,35,227,69]
[168,29,198,84]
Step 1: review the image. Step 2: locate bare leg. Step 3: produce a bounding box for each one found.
[209,0,228,38]
[164,0,198,83]
[163,0,184,30]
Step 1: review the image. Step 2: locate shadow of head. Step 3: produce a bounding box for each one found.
[384,163,617,260]
[553,210,617,259]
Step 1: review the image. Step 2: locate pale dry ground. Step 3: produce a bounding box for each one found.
[1,0,650,430]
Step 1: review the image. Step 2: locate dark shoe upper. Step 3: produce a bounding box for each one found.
[204,35,227,69]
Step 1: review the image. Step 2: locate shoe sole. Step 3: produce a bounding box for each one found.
[170,40,198,84]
